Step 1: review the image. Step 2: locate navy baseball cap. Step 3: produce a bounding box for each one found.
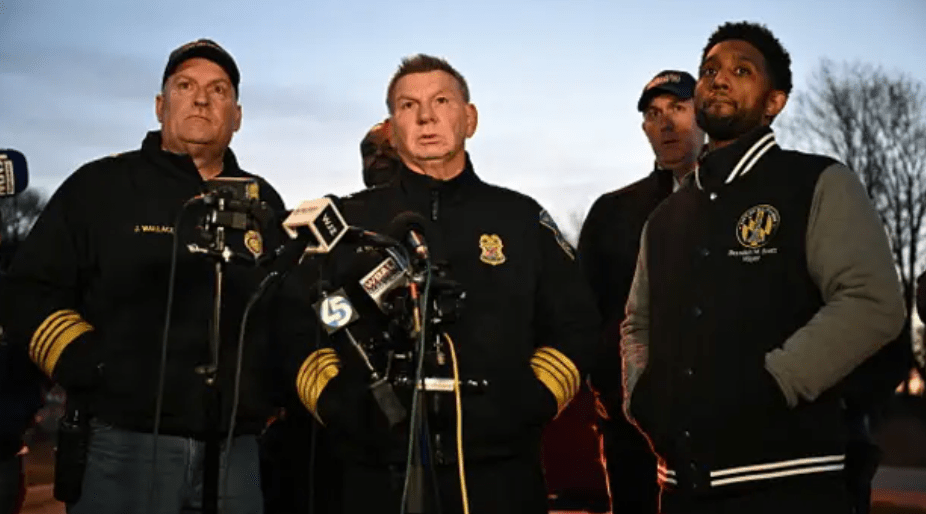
[637,70,696,112]
[162,39,240,94]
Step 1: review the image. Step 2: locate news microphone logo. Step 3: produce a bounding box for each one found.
[359,256,408,312]
[0,149,29,197]
[314,289,359,334]
[283,197,349,254]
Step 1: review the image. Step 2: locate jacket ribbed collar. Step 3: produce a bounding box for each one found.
[395,153,482,203]
[695,126,777,192]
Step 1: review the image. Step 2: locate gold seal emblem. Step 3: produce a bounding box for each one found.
[244,230,263,258]
[736,204,780,248]
[479,234,506,266]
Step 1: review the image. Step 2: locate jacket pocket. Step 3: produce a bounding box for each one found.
[628,365,655,434]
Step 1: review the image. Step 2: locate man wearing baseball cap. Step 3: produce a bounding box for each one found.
[0,39,285,513]
[576,69,704,514]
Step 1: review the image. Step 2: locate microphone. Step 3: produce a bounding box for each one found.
[387,211,433,260]
[359,254,410,313]
[0,149,29,197]
[261,223,317,282]
[313,282,407,428]
[282,196,350,255]
[200,177,273,230]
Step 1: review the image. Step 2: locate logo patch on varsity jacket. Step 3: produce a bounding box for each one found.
[479,234,506,266]
[736,204,780,248]
[244,230,263,259]
[539,209,575,259]
[728,204,780,263]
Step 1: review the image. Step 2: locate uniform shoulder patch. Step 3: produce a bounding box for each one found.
[539,209,575,259]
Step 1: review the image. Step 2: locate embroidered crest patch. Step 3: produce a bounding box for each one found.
[539,209,575,259]
[479,234,506,266]
[736,204,780,249]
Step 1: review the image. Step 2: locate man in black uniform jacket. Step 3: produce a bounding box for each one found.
[0,215,45,514]
[288,54,598,514]
[622,22,904,514]
[577,69,704,514]
[0,39,285,514]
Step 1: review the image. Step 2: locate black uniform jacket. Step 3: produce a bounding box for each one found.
[287,156,599,464]
[577,167,675,417]
[0,131,286,437]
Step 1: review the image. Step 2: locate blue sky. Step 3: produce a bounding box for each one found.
[2,0,925,234]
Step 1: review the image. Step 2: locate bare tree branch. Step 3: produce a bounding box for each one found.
[782,59,926,377]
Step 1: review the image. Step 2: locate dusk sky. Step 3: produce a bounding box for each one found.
[2,0,925,234]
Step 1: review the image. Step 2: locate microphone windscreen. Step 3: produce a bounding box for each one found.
[385,210,443,259]
[386,211,430,240]
[0,149,29,197]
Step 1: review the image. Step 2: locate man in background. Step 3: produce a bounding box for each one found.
[577,69,703,514]
[360,119,401,188]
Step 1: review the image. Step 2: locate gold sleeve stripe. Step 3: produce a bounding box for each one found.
[42,321,93,378]
[531,347,581,412]
[31,311,80,362]
[535,347,581,386]
[29,310,93,378]
[298,353,338,400]
[531,359,570,412]
[32,314,79,365]
[530,352,576,400]
[296,352,337,403]
[296,349,341,424]
[300,356,339,423]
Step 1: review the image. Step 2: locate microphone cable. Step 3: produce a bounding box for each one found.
[444,332,469,514]
[221,265,279,511]
[223,225,318,508]
[399,257,433,514]
[148,197,199,512]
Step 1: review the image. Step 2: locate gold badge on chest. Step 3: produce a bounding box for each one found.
[244,229,264,259]
[479,234,506,266]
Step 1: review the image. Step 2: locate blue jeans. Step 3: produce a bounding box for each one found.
[67,421,263,514]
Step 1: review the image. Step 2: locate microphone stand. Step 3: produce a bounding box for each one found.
[187,220,242,514]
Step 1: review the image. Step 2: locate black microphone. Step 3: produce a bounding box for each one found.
[387,211,433,260]
[313,280,407,428]
[261,223,317,281]
[0,149,29,197]
[359,253,410,313]
[256,196,352,290]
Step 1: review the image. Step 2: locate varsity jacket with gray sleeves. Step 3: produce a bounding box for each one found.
[620,126,904,493]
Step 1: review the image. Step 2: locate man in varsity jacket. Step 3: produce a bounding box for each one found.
[621,21,905,514]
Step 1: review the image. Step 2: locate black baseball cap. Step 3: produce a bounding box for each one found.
[162,39,240,94]
[637,70,696,112]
